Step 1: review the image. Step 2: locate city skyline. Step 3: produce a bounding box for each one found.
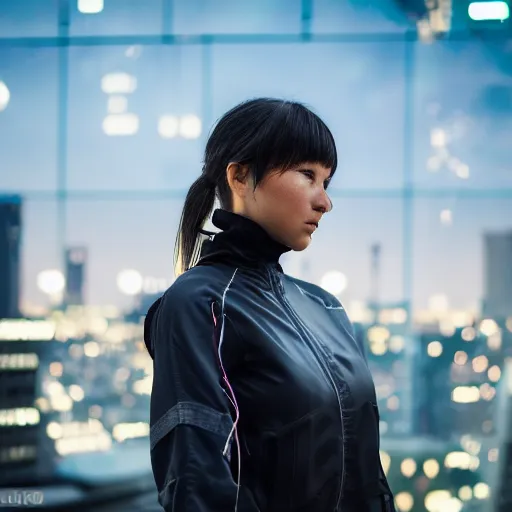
[1,2,512,511]
[2,30,512,311]
[2,193,509,312]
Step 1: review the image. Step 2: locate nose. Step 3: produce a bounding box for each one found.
[314,188,333,214]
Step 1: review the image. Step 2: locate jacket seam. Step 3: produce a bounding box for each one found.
[150,401,233,451]
[291,281,344,310]
[220,271,251,358]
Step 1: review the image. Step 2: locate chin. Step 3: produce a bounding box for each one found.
[289,236,312,252]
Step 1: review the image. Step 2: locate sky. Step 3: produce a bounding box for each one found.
[1,0,512,310]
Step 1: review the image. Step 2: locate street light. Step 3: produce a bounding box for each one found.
[116,269,143,296]
[179,115,202,139]
[0,81,10,112]
[77,0,104,14]
[37,269,66,305]
[320,271,348,297]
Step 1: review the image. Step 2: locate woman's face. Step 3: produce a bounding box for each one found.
[241,162,333,251]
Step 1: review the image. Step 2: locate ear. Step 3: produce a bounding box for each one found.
[226,162,252,199]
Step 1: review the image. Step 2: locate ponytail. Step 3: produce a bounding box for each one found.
[174,175,216,276]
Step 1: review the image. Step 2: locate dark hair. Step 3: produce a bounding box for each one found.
[174,97,338,273]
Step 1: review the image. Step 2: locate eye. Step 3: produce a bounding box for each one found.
[301,170,315,181]
[324,178,331,190]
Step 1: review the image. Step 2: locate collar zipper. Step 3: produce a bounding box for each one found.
[268,267,346,510]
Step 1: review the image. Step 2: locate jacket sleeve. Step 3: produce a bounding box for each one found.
[148,281,257,511]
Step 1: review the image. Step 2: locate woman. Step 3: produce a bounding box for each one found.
[144,98,395,511]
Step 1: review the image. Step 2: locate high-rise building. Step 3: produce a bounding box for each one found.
[0,195,22,319]
[484,231,512,319]
[416,322,510,442]
[65,246,87,306]
[494,358,512,512]
[0,318,58,485]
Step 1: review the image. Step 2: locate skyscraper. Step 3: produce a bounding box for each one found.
[484,231,512,319]
[0,318,59,486]
[0,196,21,319]
[65,246,87,306]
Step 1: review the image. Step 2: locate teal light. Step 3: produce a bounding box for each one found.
[468,1,510,21]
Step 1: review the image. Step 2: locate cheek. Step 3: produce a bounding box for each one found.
[281,187,310,213]
[266,180,308,209]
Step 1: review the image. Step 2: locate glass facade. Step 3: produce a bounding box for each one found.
[1,1,512,510]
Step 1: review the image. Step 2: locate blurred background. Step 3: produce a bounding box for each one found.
[1,0,512,511]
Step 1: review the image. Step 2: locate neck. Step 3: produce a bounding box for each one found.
[198,209,291,269]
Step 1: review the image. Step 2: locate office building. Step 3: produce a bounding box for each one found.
[484,231,512,319]
[0,195,22,319]
[65,246,87,306]
[0,318,57,485]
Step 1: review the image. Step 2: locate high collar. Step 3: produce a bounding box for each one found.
[198,209,291,269]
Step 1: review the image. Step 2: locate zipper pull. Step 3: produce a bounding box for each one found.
[267,265,284,294]
[278,277,285,295]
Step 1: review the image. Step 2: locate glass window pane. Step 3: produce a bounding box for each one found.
[312,0,412,34]
[413,197,512,314]
[69,0,162,36]
[0,0,58,38]
[413,41,512,189]
[65,197,403,308]
[67,45,203,191]
[283,197,404,306]
[66,199,182,307]
[212,43,405,189]
[20,200,60,314]
[173,0,302,35]
[0,48,58,192]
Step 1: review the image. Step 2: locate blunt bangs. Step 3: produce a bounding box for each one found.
[248,101,337,181]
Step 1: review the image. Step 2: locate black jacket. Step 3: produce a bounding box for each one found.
[144,209,395,512]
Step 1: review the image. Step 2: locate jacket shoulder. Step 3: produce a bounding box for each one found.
[161,265,233,311]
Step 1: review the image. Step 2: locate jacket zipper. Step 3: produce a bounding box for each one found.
[269,268,345,510]
[383,494,392,512]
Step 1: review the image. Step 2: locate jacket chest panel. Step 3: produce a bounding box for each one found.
[225,286,339,432]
